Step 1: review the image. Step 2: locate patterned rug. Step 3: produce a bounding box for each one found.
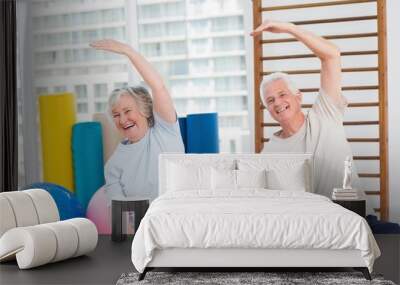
[116,271,396,285]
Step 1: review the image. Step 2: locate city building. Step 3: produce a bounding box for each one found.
[30,0,250,153]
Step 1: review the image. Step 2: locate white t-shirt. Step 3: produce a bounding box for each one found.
[104,112,185,202]
[262,90,361,198]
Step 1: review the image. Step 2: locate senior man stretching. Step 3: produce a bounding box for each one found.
[251,20,361,198]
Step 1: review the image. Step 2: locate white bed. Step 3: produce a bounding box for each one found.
[131,154,380,280]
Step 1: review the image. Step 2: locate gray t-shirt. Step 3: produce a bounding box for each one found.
[262,90,361,198]
[104,112,185,202]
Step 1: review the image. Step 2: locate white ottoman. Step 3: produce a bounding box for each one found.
[0,189,98,269]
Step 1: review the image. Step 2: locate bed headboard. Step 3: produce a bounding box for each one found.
[159,153,313,196]
[252,0,389,220]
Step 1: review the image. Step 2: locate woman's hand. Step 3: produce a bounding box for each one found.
[90,39,132,55]
[250,20,295,36]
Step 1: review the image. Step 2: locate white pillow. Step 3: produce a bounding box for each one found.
[211,168,236,190]
[236,169,267,188]
[237,158,311,192]
[266,162,308,191]
[167,162,211,192]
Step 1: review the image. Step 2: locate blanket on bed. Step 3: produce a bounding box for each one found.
[131,190,380,273]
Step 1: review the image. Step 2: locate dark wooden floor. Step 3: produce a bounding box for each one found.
[1,234,398,285]
[0,235,133,285]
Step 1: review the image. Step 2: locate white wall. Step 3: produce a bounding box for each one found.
[387,0,400,223]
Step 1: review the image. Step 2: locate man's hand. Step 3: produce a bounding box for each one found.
[250,20,295,36]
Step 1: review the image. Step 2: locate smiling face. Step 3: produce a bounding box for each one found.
[111,94,149,143]
[263,79,303,124]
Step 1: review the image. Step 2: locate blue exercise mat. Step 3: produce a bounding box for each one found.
[72,122,105,211]
[178,117,187,153]
[186,113,219,153]
[366,215,400,234]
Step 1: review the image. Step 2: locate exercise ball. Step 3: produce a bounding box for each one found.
[86,187,111,234]
[22,182,85,220]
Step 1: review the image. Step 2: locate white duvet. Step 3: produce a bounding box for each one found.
[131,190,380,273]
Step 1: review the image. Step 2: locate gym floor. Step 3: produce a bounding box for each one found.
[0,235,133,285]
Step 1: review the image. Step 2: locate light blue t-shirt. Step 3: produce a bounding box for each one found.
[104,112,184,202]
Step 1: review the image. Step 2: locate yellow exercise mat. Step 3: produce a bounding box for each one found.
[39,93,76,192]
[92,113,123,164]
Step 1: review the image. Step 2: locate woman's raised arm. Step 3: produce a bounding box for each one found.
[90,39,176,123]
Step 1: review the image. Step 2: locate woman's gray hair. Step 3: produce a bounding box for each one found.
[108,86,154,127]
[259,72,299,106]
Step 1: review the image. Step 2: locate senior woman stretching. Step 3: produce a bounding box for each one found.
[90,39,184,202]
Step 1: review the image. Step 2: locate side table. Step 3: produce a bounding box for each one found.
[332,199,366,218]
[112,197,149,242]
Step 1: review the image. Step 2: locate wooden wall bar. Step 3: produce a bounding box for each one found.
[377,0,389,220]
[253,0,389,220]
[253,0,263,154]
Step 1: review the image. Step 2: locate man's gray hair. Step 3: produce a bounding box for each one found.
[108,86,154,127]
[259,72,299,106]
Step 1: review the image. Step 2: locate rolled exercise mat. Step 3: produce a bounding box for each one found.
[186,113,219,153]
[92,113,123,164]
[72,122,105,211]
[39,93,76,191]
[178,117,187,153]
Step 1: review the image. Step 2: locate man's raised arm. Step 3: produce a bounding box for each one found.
[251,20,342,104]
